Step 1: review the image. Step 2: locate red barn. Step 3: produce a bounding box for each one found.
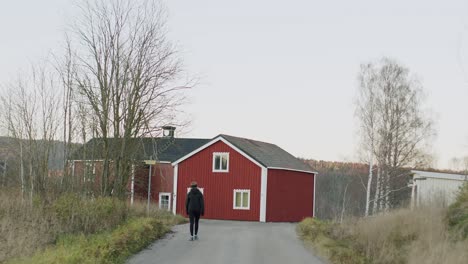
[172,134,316,222]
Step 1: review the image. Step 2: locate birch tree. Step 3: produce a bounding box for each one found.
[356,58,434,215]
[356,63,378,217]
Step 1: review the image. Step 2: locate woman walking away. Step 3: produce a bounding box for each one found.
[185,181,204,241]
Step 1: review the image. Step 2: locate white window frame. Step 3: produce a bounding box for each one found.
[187,187,204,194]
[159,192,171,210]
[213,152,229,172]
[233,189,250,210]
[84,161,96,182]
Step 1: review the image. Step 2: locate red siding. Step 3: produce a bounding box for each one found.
[266,169,314,222]
[176,141,261,221]
[131,163,174,205]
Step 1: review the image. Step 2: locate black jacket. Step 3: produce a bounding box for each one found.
[185,187,204,215]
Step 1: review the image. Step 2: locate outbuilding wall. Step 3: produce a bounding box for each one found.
[266,169,314,222]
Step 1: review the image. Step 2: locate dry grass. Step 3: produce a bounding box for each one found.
[350,208,468,264]
[0,189,186,263]
[0,189,60,262]
[298,208,468,264]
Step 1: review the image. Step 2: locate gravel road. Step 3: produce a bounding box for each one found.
[127,219,324,264]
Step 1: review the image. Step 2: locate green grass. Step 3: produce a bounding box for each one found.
[297,218,368,264]
[7,217,172,264]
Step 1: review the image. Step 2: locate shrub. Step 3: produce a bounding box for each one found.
[297,217,332,242]
[447,183,468,239]
[53,194,128,234]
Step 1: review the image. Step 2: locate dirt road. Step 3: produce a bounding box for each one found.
[127,219,324,264]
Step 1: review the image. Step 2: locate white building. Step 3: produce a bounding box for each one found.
[411,170,468,208]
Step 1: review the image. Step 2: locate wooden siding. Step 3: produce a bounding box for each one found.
[413,177,465,207]
[266,169,314,222]
[176,141,262,221]
[73,161,174,208]
[133,163,174,204]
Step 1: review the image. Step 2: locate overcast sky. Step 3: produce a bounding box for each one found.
[1,0,468,169]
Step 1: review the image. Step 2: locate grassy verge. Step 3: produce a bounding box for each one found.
[297,218,368,264]
[298,184,468,264]
[1,190,187,263]
[8,217,174,264]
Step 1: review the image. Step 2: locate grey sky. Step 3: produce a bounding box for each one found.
[1,0,468,168]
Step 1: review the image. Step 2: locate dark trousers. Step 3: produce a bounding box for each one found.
[189,210,201,236]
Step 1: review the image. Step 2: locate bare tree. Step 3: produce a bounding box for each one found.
[356,63,378,217]
[0,65,61,201]
[70,0,187,198]
[55,37,78,184]
[356,58,434,214]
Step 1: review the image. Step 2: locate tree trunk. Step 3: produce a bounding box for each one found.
[365,150,374,217]
[373,166,381,214]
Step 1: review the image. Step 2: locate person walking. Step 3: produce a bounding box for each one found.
[185,181,204,241]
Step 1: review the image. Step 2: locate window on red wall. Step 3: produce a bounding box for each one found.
[213,152,229,172]
[233,189,250,210]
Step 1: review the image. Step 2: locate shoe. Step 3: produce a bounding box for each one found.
[189,236,194,241]
[194,235,198,240]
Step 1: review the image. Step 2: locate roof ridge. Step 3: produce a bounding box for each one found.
[218,134,278,146]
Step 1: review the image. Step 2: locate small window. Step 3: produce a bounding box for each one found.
[213,152,229,172]
[233,189,250,210]
[84,161,96,182]
[159,192,171,210]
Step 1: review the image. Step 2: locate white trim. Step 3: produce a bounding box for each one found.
[159,192,171,210]
[172,164,178,215]
[71,160,75,179]
[260,167,268,222]
[267,167,317,174]
[172,136,266,169]
[130,164,135,206]
[411,177,416,210]
[212,152,229,172]
[313,173,316,218]
[70,159,105,162]
[411,170,468,182]
[71,159,171,164]
[233,189,251,210]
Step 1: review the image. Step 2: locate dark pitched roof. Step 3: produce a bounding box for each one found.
[140,138,210,162]
[72,137,210,162]
[218,134,314,173]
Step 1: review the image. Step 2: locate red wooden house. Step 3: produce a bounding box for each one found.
[71,127,209,210]
[172,134,316,222]
[72,131,316,222]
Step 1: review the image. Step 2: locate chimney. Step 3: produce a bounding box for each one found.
[162,126,176,138]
